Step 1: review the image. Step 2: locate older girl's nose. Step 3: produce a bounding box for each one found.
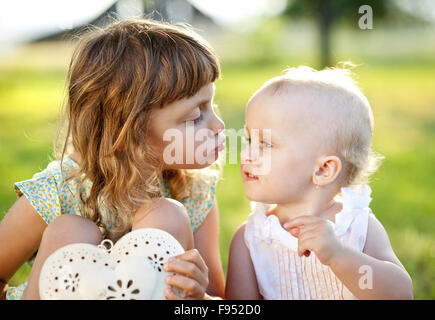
[210,112,225,136]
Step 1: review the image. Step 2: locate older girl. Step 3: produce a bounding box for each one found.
[0,18,225,300]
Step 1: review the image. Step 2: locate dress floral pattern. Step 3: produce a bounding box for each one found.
[6,157,217,300]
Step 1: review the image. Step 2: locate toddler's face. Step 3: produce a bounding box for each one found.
[148,82,225,169]
[240,89,325,204]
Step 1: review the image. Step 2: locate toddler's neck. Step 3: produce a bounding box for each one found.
[269,188,343,226]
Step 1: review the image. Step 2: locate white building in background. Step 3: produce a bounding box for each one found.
[0,0,221,48]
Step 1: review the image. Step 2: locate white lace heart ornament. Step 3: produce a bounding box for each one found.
[39,228,184,300]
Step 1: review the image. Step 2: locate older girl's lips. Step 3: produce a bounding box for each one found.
[215,140,225,152]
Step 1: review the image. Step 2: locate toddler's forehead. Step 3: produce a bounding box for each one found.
[249,86,326,123]
[247,86,343,148]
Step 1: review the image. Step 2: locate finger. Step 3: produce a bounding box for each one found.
[173,249,208,273]
[166,274,205,299]
[288,222,319,238]
[297,236,317,257]
[164,288,195,300]
[283,215,322,229]
[288,227,300,237]
[297,224,320,238]
[164,258,208,288]
[297,227,320,248]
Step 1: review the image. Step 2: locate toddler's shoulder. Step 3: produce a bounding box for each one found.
[365,212,387,242]
[361,211,409,274]
[229,222,249,255]
[230,222,249,250]
[363,212,398,260]
[233,222,248,239]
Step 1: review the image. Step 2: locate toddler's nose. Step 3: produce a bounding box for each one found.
[240,143,259,164]
[240,147,249,163]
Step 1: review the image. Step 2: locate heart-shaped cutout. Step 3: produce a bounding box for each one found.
[38,228,184,300]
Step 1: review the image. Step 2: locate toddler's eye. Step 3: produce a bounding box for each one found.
[262,141,272,148]
[242,135,251,144]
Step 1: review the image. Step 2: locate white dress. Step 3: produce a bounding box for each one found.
[244,185,374,300]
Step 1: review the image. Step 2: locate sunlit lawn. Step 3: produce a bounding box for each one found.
[1,29,434,299]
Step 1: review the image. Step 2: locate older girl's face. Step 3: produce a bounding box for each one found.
[148,82,225,169]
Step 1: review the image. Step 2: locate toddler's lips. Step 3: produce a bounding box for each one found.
[242,170,259,182]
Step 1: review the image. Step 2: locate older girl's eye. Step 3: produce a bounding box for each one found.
[192,113,204,125]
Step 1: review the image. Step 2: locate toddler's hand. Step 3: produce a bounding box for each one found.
[283,216,344,266]
[163,249,209,300]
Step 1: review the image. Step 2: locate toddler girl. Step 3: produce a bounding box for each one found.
[0,18,226,300]
[226,66,413,299]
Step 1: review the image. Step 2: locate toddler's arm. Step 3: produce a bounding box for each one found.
[328,214,413,299]
[0,196,47,299]
[225,223,262,300]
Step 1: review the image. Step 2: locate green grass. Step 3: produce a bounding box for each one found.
[215,62,435,300]
[1,24,434,299]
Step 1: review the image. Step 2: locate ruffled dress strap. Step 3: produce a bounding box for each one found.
[332,185,373,251]
[244,201,299,251]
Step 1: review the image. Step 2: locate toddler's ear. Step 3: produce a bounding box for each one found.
[312,156,342,187]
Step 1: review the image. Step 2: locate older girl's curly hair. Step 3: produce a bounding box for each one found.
[55,18,221,240]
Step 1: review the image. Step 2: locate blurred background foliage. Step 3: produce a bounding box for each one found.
[0,0,434,299]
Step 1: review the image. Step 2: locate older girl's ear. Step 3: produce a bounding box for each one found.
[312,156,342,187]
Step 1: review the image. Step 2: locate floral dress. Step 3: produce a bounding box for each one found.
[6,156,218,300]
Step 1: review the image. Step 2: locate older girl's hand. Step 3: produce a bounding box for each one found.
[163,249,210,300]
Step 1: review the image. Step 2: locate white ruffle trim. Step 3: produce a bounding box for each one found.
[248,185,373,252]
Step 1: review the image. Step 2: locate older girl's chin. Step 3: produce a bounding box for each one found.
[162,155,219,170]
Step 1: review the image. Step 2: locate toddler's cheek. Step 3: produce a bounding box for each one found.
[244,181,282,203]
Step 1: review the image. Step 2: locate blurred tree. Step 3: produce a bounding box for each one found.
[283,0,423,68]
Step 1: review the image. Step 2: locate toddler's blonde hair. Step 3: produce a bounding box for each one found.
[256,64,383,188]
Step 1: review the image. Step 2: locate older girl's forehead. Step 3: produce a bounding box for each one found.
[173,82,215,111]
[150,82,215,124]
[189,82,215,106]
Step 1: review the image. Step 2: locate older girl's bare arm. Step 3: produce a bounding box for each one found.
[132,197,194,251]
[0,196,47,299]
